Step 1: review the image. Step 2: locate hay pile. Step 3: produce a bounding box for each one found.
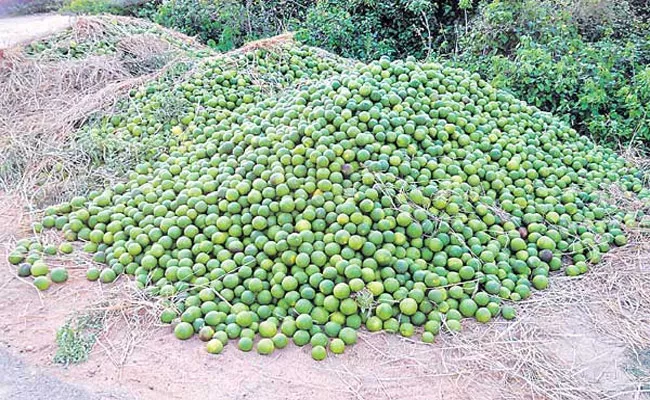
[0,15,207,206]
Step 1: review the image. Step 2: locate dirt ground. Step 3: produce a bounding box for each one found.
[0,13,74,48]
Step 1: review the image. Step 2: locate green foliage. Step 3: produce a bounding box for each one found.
[298,0,477,61]
[153,0,243,50]
[53,312,105,366]
[152,0,307,51]
[455,0,650,147]
[144,0,478,61]
[61,0,129,14]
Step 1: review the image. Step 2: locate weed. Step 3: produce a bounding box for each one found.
[53,310,106,366]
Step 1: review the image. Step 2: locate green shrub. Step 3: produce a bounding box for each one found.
[153,0,243,50]
[53,312,105,366]
[152,0,308,51]
[455,0,650,147]
[60,0,129,14]
[298,0,477,61]
[146,0,478,61]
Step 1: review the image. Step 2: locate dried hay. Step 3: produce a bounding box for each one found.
[80,280,164,370]
[0,16,204,206]
[229,32,296,55]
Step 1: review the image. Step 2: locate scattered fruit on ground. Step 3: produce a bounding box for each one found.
[50,267,69,283]
[33,276,51,291]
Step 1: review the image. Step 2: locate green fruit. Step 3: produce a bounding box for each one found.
[17,263,32,277]
[272,333,289,349]
[296,314,313,330]
[238,337,253,352]
[99,268,117,283]
[44,245,57,256]
[501,306,516,320]
[293,330,311,346]
[421,331,435,343]
[30,261,49,277]
[311,345,327,361]
[329,338,345,354]
[206,339,224,354]
[86,267,100,281]
[8,252,24,265]
[310,332,328,347]
[459,299,478,317]
[59,242,74,254]
[399,298,417,316]
[339,327,357,345]
[565,265,580,277]
[198,326,215,341]
[174,322,194,340]
[258,320,277,338]
[214,331,229,345]
[475,307,492,323]
[33,276,51,291]
[446,319,462,332]
[257,338,275,355]
[532,275,549,290]
[50,267,68,283]
[160,308,177,324]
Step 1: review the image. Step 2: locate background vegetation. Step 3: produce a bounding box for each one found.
[455,0,650,146]
[2,0,648,148]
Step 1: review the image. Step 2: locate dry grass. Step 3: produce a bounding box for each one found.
[229,32,296,54]
[0,16,204,206]
[81,280,165,371]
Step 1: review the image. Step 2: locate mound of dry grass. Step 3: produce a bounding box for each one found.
[0,15,205,206]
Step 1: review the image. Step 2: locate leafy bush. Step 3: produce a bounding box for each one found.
[455,0,650,147]
[298,0,477,61]
[152,0,308,51]
[153,0,244,50]
[53,312,105,366]
[60,0,131,14]
[146,0,478,60]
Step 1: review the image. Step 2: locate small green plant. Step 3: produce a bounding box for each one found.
[353,288,375,317]
[624,348,650,392]
[151,0,305,51]
[53,311,105,366]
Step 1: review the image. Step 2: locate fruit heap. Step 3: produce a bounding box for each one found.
[8,43,650,360]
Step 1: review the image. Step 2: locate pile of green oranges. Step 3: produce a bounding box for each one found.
[8,43,650,360]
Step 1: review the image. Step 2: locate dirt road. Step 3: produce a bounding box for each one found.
[0,13,73,48]
[0,347,121,400]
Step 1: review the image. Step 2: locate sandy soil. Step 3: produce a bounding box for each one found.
[0,13,74,49]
